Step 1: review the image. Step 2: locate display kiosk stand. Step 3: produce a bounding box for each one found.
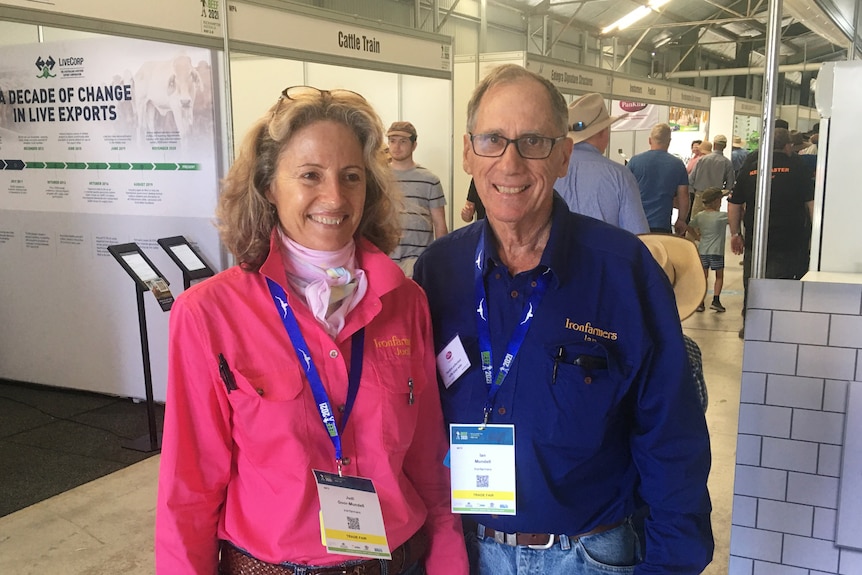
[107,243,173,453]
[157,235,216,289]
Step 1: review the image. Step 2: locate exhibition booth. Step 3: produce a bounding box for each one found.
[0,0,453,402]
[708,95,762,158]
[609,77,710,165]
[776,104,819,132]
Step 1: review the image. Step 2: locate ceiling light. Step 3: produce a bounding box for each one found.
[603,5,651,34]
[603,0,672,35]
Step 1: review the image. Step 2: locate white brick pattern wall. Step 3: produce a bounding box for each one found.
[730,279,862,574]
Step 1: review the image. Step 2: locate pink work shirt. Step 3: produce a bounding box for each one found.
[155,234,467,574]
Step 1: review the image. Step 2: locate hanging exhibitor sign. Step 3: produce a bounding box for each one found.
[610,101,660,131]
[0,36,217,218]
[227,2,451,73]
[0,0,222,37]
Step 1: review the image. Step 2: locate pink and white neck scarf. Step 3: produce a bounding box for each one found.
[277,229,367,337]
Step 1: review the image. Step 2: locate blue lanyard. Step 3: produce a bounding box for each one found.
[266,278,364,476]
[474,229,550,428]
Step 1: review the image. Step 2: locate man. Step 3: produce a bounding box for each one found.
[414,64,713,575]
[387,121,448,276]
[554,93,649,234]
[731,135,747,175]
[689,134,735,219]
[627,123,690,234]
[737,118,792,178]
[729,127,815,337]
[460,178,486,223]
[685,139,703,175]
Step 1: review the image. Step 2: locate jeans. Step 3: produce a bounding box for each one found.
[466,522,640,575]
[398,562,425,575]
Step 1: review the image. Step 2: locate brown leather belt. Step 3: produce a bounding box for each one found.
[219,529,428,575]
[469,519,625,548]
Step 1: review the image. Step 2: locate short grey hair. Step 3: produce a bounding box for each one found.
[466,64,568,136]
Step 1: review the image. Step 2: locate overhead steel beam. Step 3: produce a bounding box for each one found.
[435,0,463,32]
[669,27,708,74]
[545,2,587,55]
[616,26,652,71]
[666,61,821,77]
[701,0,746,19]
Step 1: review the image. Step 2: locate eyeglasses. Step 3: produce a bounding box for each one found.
[272,85,366,117]
[469,133,566,160]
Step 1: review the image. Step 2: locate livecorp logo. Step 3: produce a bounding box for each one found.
[35,56,56,79]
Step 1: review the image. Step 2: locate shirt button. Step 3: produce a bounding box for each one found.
[498,407,507,415]
[341,457,351,465]
[495,273,502,280]
[337,404,346,413]
[584,376,593,384]
[256,388,265,396]
[531,281,537,288]
[510,290,518,298]
[329,349,338,358]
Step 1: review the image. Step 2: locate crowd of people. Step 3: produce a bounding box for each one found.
[154,67,817,575]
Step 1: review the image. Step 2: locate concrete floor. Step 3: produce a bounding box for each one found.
[0,255,745,575]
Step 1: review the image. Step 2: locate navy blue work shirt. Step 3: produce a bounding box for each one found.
[414,193,713,574]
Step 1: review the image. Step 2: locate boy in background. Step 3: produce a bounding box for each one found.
[689,187,729,312]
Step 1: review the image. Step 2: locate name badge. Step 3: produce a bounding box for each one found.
[449,424,516,515]
[436,335,470,388]
[314,470,391,559]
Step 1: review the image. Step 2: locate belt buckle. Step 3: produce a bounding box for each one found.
[527,535,556,550]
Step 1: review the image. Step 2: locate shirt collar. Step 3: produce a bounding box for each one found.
[477,193,570,288]
[573,140,602,154]
[260,229,406,298]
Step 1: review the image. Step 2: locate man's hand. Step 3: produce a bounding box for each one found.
[460,201,476,223]
[731,234,745,255]
[673,220,688,236]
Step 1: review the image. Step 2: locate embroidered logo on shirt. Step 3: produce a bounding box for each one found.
[565,318,618,341]
[373,335,411,357]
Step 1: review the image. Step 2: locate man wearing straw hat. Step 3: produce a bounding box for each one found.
[555,93,649,234]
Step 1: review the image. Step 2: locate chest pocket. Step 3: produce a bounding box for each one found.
[225,365,310,469]
[367,351,422,457]
[540,340,634,451]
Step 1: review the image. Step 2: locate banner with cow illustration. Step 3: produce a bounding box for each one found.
[0,36,216,217]
[0,35,221,402]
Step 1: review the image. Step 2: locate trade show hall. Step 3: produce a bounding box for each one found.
[2,1,862,575]
[0,257,745,574]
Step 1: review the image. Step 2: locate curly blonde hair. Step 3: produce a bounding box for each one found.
[217,87,400,271]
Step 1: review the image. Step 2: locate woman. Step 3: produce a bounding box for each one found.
[156,86,468,575]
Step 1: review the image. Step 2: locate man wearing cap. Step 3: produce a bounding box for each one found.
[627,123,690,235]
[414,64,713,575]
[386,121,448,276]
[731,136,747,175]
[555,93,649,234]
[688,134,735,220]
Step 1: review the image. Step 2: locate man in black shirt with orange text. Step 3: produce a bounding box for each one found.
[728,127,815,337]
